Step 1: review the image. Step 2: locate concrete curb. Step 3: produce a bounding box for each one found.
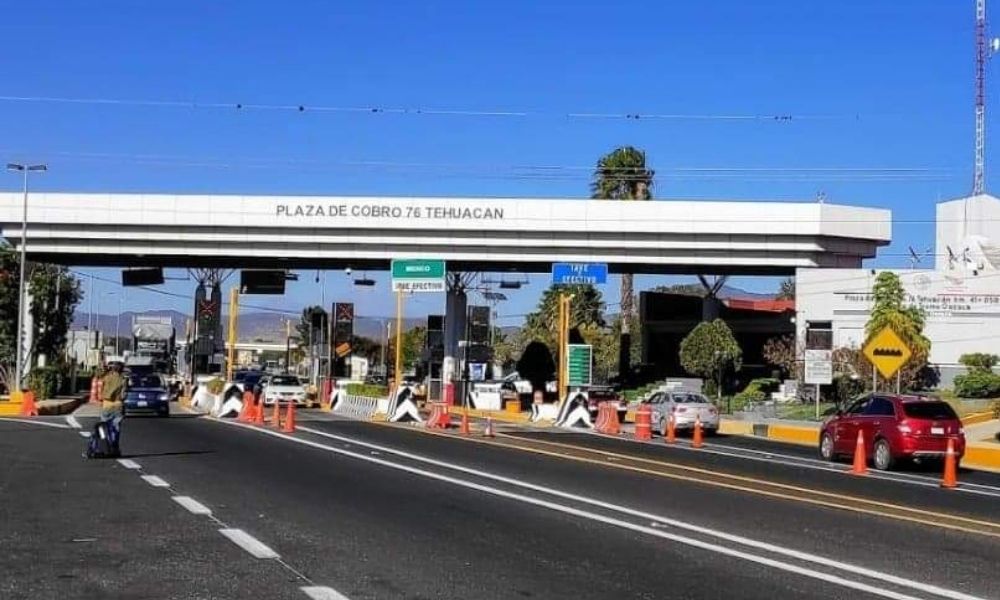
[961,411,996,426]
[446,405,535,425]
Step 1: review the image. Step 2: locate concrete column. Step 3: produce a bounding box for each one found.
[702,295,721,321]
[443,282,467,397]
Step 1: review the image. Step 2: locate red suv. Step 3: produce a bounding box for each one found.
[819,394,965,471]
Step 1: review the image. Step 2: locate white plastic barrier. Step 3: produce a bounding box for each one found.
[530,403,560,422]
[386,386,422,423]
[216,396,243,418]
[332,394,381,420]
[467,384,503,410]
[554,391,593,429]
[191,387,219,413]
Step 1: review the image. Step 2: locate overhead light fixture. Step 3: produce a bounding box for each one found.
[499,281,522,289]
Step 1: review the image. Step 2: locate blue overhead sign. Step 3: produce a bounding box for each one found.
[552,262,609,285]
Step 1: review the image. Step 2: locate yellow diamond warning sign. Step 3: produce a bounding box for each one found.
[863,327,912,379]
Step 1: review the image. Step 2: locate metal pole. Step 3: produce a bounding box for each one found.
[225,287,239,381]
[115,294,123,356]
[394,291,403,390]
[815,383,820,420]
[14,168,28,390]
[895,369,901,394]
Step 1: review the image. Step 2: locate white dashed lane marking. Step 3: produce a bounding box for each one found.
[218,528,280,559]
[140,475,170,488]
[301,586,352,600]
[117,459,141,470]
[172,496,212,515]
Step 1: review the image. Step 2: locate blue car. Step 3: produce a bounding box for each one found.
[123,374,171,417]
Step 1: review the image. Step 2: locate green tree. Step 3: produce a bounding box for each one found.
[591,146,654,380]
[679,319,742,393]
[519,284,605,354]
[959,352,998,373]
[386,326,426,372]
[296,306,327,346]
[776,277,795,300]
[865,272,931,389]
[0,249,81,392]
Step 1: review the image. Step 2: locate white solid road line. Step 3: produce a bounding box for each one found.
[294,425,986,600]
[140,475,170,488]
[65,415,82,429]
[0,417,70,429]
[172,495,212,516]
[117,458,141,470]
[218,528,280,559]
[300,586,351,600]
[225,421,984,600]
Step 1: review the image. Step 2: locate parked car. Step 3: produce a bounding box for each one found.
[261,374,308,406]
[586,386,627,418]
[819,394,965,471]
[123,373,171,417]
[647,391,719,435]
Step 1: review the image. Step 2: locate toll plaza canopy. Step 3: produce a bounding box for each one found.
[0,193,891,274]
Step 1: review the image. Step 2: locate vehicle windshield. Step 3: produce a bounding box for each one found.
[129,375,163,388]
[671,393,709,404]
[269,376,301,386]
[902,401,958,420]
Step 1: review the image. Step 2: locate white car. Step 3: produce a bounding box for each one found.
[261,374,308,406]
[647,391,719,435]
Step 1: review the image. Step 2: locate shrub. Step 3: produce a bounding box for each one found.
[832,374,865,406]
[959,353,999,373]
[992,399,1000,419]
[205,378,225,395]
[346,383,389,398]
[953,370,1000,399]
[732,378,780,411]
[27,366,63,400]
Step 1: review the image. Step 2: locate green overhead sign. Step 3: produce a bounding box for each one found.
[391,259,446,293]
[566,344,593,387]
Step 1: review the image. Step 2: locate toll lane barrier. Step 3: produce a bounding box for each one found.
[332,394,381,420]
[449,405,534,424]
[594,402,620,435]
[425,402,452,429]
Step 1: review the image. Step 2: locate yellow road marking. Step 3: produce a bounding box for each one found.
[374,421,1000,539]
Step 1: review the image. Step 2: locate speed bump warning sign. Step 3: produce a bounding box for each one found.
[863,327,912,379]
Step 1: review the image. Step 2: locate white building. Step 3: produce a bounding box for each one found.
[797,193,1000,384]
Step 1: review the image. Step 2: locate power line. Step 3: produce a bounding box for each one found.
[0,94,858,123]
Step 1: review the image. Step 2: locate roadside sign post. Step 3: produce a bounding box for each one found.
[863,327,912,394]
[390,259,446,392]
[804,349,832,420]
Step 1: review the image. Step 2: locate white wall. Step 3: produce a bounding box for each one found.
[796,268,1000,366]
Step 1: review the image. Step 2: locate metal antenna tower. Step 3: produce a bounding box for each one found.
[974,0,987,195]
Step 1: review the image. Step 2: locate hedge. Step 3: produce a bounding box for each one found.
[953,370,1000,399]
[27,366,63,400]
[346,383,389,398]
[732,378,780,411]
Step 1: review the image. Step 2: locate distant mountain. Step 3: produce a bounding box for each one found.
[72,309,424,342]
[648,283,776,300]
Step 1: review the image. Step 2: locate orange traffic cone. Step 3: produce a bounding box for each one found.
[282,401,297,433]
[941,438,958,489]
[460,409,471,435]
[692,415,703,448]
[484,416,495,438]
[271,400,282,429]
[20,391,38,417]
[665,413,676,444]
[851,430,868,476]
[252,400,264,425]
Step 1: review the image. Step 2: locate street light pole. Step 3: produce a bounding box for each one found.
[7,163,46,391]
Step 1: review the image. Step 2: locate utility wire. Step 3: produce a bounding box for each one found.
[0,94,856,122]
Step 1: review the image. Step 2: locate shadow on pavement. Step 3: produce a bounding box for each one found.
[121,449,217,459]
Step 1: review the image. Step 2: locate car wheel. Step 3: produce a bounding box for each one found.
[873,438,894,471]
[819,432,836,461]
[658,418,666,436]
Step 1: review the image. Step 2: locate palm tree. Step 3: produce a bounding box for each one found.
[590,146,654,383]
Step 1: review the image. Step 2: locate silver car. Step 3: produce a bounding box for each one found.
[648,391,719,435]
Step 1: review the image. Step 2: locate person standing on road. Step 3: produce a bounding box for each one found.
[100,362,126,449]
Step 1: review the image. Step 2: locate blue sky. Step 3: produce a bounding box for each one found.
[0,1,985,324]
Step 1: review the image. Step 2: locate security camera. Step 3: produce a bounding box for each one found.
[345,267,352,276]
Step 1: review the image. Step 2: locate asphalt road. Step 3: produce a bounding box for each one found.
[2,411,998,599]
